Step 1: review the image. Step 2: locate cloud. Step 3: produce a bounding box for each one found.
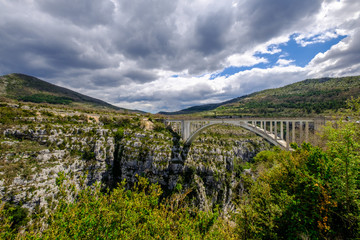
[276,58,295,67]
[307,27,360,77]
[0,0,359,112]
[193,9,234,55]
[98,65,308,113]
[226,53,268,67]
[36,0,115,27]
[238,0,323,42]
[295,31,341,47]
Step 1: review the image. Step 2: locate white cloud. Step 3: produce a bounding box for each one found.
[226,52,268,67]
[295,31,341,47]
[276,58,295,67]
[306,28,360,78]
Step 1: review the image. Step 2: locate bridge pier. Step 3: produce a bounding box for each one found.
[292,121,295,143]
[305,121,309,142]
[299,121,303,143]
[286,121,290,150]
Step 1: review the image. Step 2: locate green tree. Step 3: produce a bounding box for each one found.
[235,97,360,239]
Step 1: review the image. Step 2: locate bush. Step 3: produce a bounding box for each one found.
[82,149,95,161]
[114,128,124,142]
[1,202,29,233]
[23,176,232,239]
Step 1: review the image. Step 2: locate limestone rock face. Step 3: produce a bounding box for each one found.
[1,125,115,212]
[1,122,271,215]
[114,125,271,212]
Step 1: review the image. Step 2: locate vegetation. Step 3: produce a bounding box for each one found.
[1,176,234,239]
[20,94,73,105]
[235,97,360,239]
[0,105,36,125]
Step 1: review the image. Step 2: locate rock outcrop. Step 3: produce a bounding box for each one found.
[1,115,271,215]
[115,125,271,212]
[1,124,114,212]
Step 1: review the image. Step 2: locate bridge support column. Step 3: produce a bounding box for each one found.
[305,121,309,142]
[182,121,191,140]
[274,121,277,140]
[263,121,266,131]
[292,121,295,143]
[286,121,290,150]
[300,121,303,143]
[281,121,284,139]
[270,121,273,134]
[260,121,263,129]
[181,120,184,139]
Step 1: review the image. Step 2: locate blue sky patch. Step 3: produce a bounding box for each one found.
[210,64,266,79]
[212,33,346,79]
[258,33,347,67]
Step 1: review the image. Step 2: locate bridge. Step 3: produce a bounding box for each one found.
[165,118,325,150]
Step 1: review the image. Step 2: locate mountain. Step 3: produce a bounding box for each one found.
[158,97,244,115]
[0,73,126,111]
[160,75,360,117]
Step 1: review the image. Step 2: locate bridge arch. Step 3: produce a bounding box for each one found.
[165,118,322,151]
[184,121,286,148]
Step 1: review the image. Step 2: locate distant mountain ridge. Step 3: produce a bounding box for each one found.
[158,96,246,115]
[160,75,360,117]
[0,73,126,111]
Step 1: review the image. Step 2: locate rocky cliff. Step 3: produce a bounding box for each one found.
[115,124,270,213]
[0,102,271,217]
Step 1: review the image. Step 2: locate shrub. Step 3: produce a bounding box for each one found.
[22,176,233,239]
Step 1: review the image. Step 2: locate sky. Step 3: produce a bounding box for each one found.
[0,0,360,113]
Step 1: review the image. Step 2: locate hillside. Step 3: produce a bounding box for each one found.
[1,89,359,239]
[0,73,126,111]
[0,96,271,238]
[161,75,360,117]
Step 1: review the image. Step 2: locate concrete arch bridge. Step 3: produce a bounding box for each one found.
[165,118,325,150]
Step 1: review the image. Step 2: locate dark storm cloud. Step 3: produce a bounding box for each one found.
[89,69,158,87]
[194,9,233,55]
[112,0,179,69]
[123,69,158,83]
[0,0,324,78]
[36,0,115,27]
[234,0,323,47]
[116,82,214,102]
[0,0,118,81]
